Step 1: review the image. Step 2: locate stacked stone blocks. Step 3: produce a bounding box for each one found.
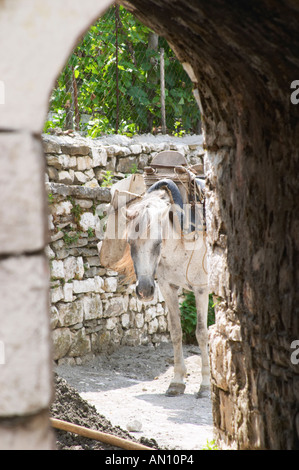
[45,134,204,364]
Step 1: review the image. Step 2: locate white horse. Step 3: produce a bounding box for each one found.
[113,178,210,397]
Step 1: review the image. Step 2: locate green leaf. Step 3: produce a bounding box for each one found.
[48,5,201,135]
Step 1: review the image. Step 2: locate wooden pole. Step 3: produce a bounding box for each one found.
[50,418,154,451]
[65,65,74,130]
[115,5,120,134]
[160,48,166,134]
[72,67,80,131]
[146,32,159,133]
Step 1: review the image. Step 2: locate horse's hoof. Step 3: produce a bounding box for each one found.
[196,385,211,399]
[166,383,186,396]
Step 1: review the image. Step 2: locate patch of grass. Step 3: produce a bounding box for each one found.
[63,231,81,246]
[202,439,219,450]
[67,196,83,226]
[179,292,215,344]
[87,227,95,238]
[101,170,113,187]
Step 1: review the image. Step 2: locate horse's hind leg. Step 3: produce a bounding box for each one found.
[194,287,210,397]
[159,280,186,396]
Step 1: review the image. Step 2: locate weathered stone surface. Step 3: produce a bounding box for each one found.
[0,0,112,132]
[86,256,101,267]
[75,199,94,209]
[51,286,64,303]
[83,295,103,320]
[63,282,74,302]
[46,182,111,202]
[54,201,73,216]
[69,329,91,357]
[117,156,138,173]
[106,145,131,157]
[158,315,168,333]
[0,255,52,415]
[121,313,131,329]
[57,300,84,327]
[50,305,59,329]
[91,147,108,167]
[84,178,100,188]
[129,144,142,155]
[61,145,90,156]
[0,133,46,254]
[104,277,118,293]
[148,318,159,335]
[77,156,92,170]
[51,260,64,279]
[73,278,96,294]
[43,138,61,154]
[106,317,118,331]
[0,411,55,450]
[135,313,145,329]
[74,171,88,184]
[47,154,77,170]
[104,297,126,317]
[80,212,97,231]
[52,328,72,361]
[46,155,62,169]
[58,170,74,184]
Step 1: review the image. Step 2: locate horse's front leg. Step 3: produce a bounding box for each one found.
[158,280,186,396]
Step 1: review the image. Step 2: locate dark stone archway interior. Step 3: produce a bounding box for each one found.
[120,0,299,449]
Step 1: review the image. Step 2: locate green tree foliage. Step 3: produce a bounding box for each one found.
[45,5,200,136]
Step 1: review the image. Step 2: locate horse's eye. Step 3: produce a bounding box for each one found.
[135,223,140,233]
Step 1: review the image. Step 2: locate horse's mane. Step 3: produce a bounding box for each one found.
[113,243,136,283]
[113,190,170,283]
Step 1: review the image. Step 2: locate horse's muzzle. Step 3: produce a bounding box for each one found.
[136,278,155,301]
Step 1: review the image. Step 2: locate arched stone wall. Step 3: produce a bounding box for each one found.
[1,0,299,450]
[120,0,299,449]
[0,0,114,450]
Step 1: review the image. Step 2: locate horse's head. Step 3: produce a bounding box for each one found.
[126,190,170,301]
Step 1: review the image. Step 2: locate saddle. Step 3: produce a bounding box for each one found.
[144,151,206,233]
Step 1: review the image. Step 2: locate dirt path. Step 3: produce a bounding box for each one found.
[55,342,214,450]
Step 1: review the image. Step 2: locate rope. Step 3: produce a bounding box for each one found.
[111,189,144,213]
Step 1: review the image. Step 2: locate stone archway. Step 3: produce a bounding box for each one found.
[0,0,114,450]
[119,0,299,449]
[0,0,298,450]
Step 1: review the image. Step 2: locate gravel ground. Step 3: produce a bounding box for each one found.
[53,342,214,450]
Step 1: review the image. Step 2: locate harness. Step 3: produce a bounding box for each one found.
[144,151,206,235]
[144,151,208,284]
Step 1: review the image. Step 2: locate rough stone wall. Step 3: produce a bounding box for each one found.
[44,133,204,363]
[0,0,113,450]
[123,0,299,450]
